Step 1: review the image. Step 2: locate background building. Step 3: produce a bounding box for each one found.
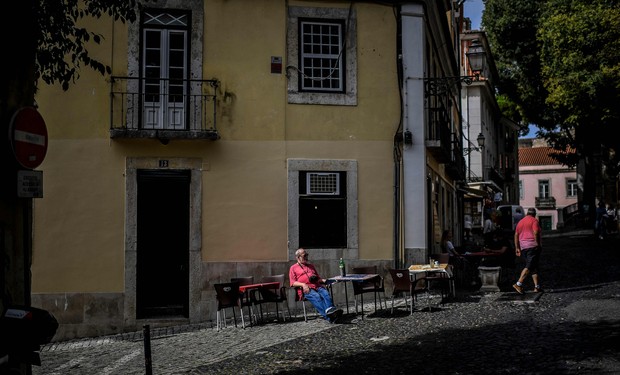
[518,138,577,230]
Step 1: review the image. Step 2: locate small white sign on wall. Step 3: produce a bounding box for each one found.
[17,169,43,198]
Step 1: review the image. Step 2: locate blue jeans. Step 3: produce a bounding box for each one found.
[303,287,334,319]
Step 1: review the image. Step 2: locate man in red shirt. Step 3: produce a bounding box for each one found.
[289,248,343,323]
[513,207,542,294]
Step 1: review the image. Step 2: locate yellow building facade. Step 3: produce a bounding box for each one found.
[31,0,465,340]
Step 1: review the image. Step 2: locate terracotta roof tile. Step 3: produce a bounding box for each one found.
[519,146,574,166]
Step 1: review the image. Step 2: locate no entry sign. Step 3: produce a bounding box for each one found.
[9,107,48,169]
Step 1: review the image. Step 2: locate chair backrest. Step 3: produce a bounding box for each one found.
[431,253,450,264]
[352,266,377,275]
[389,269,411,294]
[259,274,286,300]
[214,282,241,310]
[231,276,254,286]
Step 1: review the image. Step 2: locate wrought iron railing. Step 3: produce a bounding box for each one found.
[109,77,219,140]
[535,196,557,209]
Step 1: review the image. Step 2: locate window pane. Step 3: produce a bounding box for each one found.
[299,198,346,248]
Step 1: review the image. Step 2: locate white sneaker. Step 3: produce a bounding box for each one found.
[325,306,337,315]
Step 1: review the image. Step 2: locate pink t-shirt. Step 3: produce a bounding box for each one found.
[289,262,322,298]
[515,215,541,250]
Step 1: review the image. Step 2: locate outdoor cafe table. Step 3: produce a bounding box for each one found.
[408,263,455,298]
[327,273,380,318]
[237,282,281,325]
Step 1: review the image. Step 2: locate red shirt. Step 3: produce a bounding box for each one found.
[289,262,322,298]
[515,215,541,250]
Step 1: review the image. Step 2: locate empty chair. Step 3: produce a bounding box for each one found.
[253,274,291,322]
[388,269,429,315]
[214,282,245,330]
[231,276,258,325]
[351,266,387,316]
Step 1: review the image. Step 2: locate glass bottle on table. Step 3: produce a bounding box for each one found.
[339,258,346,276]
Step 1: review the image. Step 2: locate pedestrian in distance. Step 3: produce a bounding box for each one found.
[513,207,543,294]
[289,248,343,323]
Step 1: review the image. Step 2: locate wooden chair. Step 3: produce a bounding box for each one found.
[351,266,387,316]
[214,282,244,330]
[388,269,429,315]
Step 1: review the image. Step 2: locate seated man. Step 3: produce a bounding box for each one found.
[289,248,343,323]
[482,230,514,268]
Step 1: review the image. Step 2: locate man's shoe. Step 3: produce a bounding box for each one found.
[534,287,544,293]
[512,283,524,295]
[325,306,337,316]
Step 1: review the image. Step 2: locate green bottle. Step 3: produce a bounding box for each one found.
[339,258,346,276]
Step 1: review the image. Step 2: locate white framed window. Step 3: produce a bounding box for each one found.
[538,179,550,198]
[141,10,189,130]
[566,178,577,197]
[519,180,523,200]
[299,19,345,92]
[287,6,357,106]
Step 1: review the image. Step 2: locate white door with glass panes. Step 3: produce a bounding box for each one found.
[142,27,187,130]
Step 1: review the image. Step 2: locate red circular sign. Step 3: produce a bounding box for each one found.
[9,107,48,169]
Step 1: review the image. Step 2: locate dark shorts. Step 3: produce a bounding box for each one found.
[521,246,541,273]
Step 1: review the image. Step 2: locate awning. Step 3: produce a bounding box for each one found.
[458,187,487,198]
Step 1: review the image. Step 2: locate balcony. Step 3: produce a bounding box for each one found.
[535,196,556,209]
[110,77,220,141]
[425,104,451,163]
[486,166,504,188]
[445,133,466,180]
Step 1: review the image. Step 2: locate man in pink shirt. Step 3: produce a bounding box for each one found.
[289,248,343,323]
[513,208,542,294]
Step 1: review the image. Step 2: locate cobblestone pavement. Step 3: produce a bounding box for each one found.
[34,231,620,375]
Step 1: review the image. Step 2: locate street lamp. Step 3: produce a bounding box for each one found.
[464,132,485,155]
[425,39,486,96]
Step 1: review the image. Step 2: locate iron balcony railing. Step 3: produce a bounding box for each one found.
[109,77,220,140]
[535,196,557,209]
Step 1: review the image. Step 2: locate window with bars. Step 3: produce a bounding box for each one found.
[299,171,346,248]
[299,19,345,93]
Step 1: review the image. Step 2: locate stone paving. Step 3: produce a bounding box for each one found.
[33,231,620,374]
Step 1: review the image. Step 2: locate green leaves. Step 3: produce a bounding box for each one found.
[35,0,143,91]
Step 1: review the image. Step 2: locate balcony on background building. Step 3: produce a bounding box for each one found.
[535,196,556,209]
[445,133,466,180]
[486,166,504,188]
[425,103,451,163]
[109,77,220,141]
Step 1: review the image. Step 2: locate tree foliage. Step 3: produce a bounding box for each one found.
[538,0,620,170]
[482,0,620,175]
[35,0,144,91]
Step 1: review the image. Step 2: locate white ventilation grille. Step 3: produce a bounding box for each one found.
[306,172,340,195]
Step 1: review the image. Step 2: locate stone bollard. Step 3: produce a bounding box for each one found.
[478,266,501,292]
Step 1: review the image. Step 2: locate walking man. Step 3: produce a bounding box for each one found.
[513,207,543,294]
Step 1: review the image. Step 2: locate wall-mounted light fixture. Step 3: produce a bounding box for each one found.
[425,39,485,96]
[464,132,485,155]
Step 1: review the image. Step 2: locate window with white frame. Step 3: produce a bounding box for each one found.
[538,179,550,198]
[519,180,523,200]
[287,6,357,106]
[299,18,345,92]
[141,9,190,130]
[566,178,577,197]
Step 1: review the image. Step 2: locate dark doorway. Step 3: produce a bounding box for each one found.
[137,169,190,318]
